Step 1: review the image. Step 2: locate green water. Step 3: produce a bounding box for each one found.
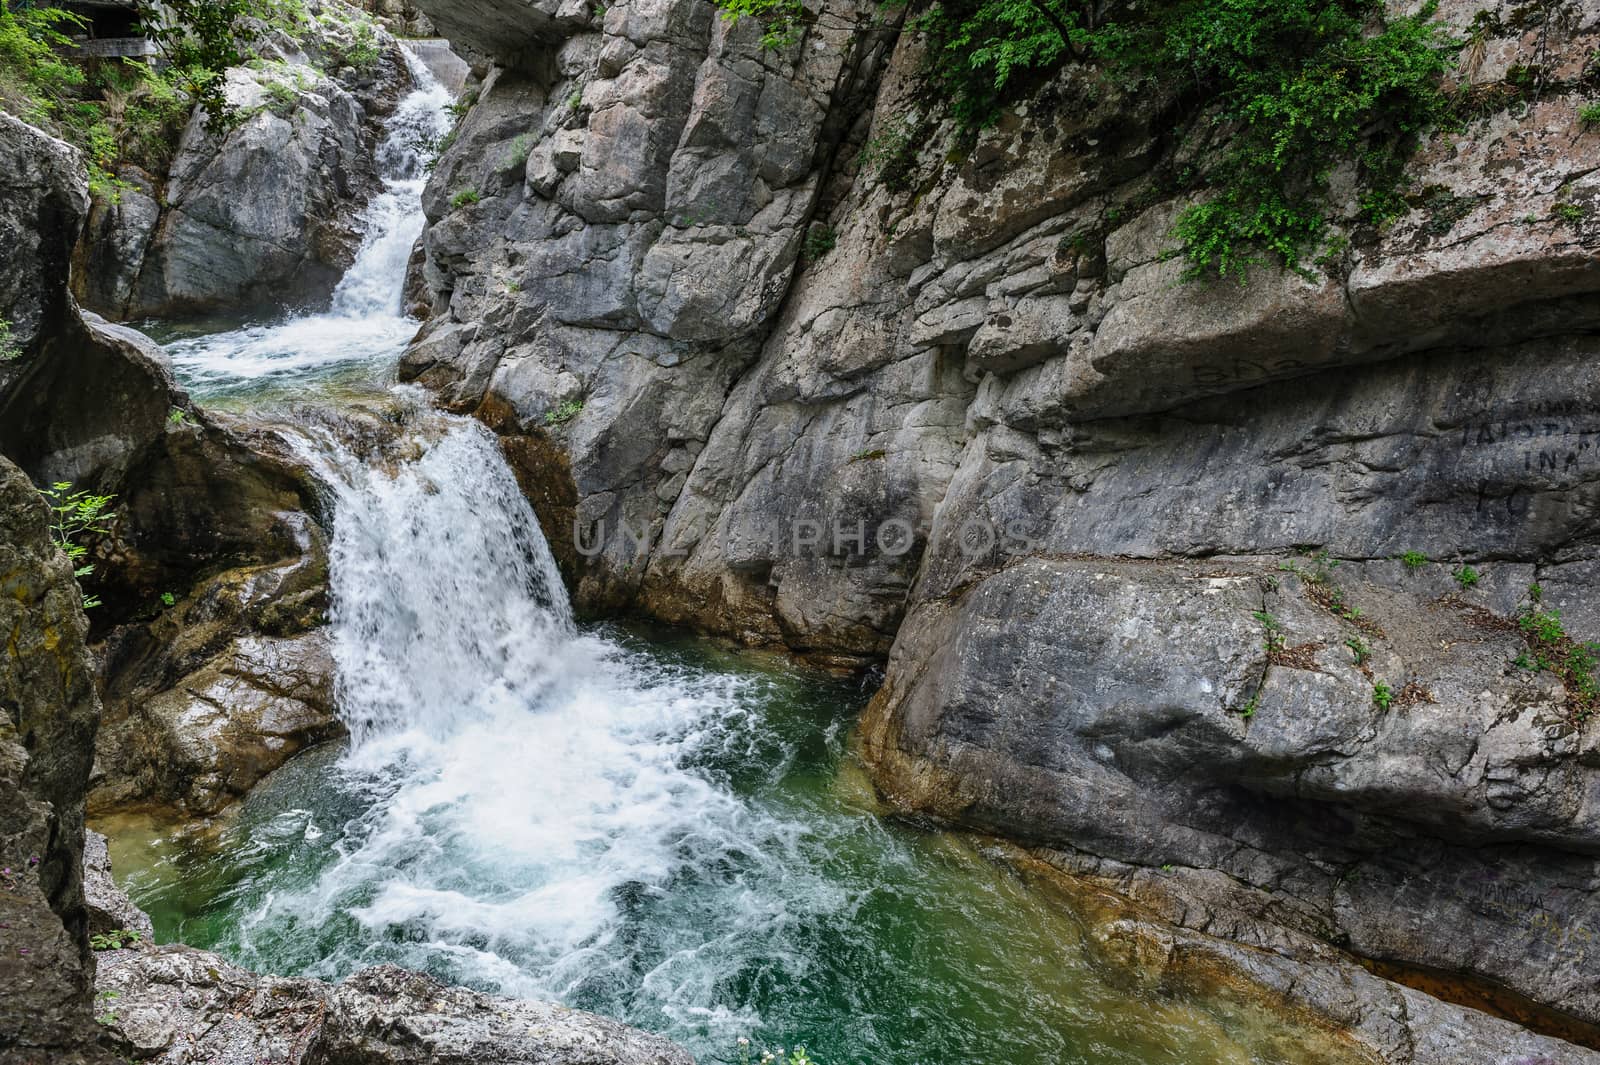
[107,624,1342,1065]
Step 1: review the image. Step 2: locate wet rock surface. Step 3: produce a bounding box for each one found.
[0,457,117,1065]
[1,106,337,820]
[94,947,697,1065]
[404,0,1600,1055]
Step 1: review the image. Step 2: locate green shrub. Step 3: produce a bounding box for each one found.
[1553,202,1587,224]
[1,1,290,197]
[820,0,1460,280]
[1579,101,1600,128]
[503,132,536,170]
[803,224,836,262]
[41,482,116,610]
[0,317,22,361]
[1372,681,1394,710]
[264,77,297,117]
[713,0,804,50]
[1452,563,1480,589]
[1399,550,1427,570]
[544,399,583,426]
[450,187,481,209]
[90,929,143,951]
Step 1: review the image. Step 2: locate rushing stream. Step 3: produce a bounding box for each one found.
[106,45,1344,1065]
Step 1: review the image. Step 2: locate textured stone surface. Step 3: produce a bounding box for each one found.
[0,457,118,1065]
[1,109,336,819]
[82,830,153,939]
[405,0,1600,1055]
[94,948,696,1064]
[73,1,414,320]
[403,0,900,615]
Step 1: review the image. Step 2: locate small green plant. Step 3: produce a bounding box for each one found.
[90,929,143,951]
[160,591,177,608]
[1528,582,1543,604]
[41,482,116,610]
[1346,635,1371,665]
[858,117,922,191]
[802,224,836,263]
[1580,101,1600,129]
[1160,863,1174,872]
[567,88,583,109]
[1252,610,1286,652]
[1452,563,1480,589]
[1553,202,1587,225]
[167,406,189,425]
[713,0,804,50]
[1373,682,1395,710]
[263,77,298,118]
[544,399,584,426]
[503,132,536,171]
[1399,550,1427,571]
[1515,605,1599,715]
[450,187,482,209]
[1238,693,1260,719]
[94,988,120,1026]
[1521,608,1567,646]
[0,317,22,361]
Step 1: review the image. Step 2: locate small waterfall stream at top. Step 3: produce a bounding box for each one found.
[116,40,1368,1065]
[160,46,453,397]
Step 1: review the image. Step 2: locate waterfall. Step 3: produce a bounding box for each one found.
[163,47,454,398]
[327,48,454,319]
[131,37,1310,1065]
[297,413,573,745]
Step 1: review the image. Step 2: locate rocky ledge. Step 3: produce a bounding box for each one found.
[399,0,1600,1057]
[95,947,694,1065]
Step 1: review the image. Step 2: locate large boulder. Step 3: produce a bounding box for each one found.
[0,456,118,1065]
[73,1,416,320]
[1,110,336,818]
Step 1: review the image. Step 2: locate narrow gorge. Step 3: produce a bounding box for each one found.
[2,0,1599,1063]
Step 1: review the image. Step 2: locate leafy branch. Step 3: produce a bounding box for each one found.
[41,482,116,610]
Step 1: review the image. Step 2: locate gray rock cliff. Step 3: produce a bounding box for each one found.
[404,0,1600,1055]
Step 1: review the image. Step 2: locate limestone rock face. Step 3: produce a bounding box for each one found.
[407,0,1600,1053]
[73,1,415,320]
[94,948,696,1065]
[0,457,117,1065]
[403,0,900,615]
[1,110,336,819]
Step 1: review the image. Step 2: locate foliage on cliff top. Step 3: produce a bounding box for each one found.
[912,0,1460,279]
[0,0,376,202]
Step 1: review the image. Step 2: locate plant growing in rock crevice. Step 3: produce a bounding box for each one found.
[544,399,584,426]
[0,317,22,361]
[41,481,116,610]
[1516,595,1600,718]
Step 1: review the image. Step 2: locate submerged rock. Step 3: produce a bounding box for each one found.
[94,948,697,1064]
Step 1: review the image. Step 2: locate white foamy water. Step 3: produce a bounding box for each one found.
[245,409,827,1044]
[164,47,454,397]
[124,36,1359,1065]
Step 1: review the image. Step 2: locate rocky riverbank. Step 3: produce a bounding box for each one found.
[2,61,695,1062]
[396,0,1600,1057]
